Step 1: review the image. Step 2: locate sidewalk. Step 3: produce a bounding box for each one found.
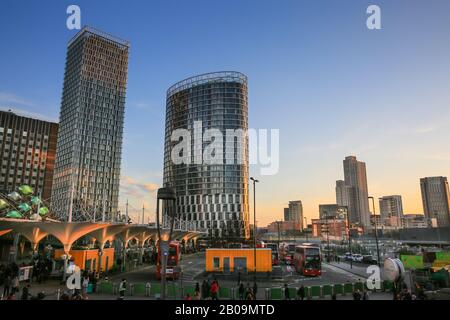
[326,261,386,279]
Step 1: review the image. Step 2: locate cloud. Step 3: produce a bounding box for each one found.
[416,126,437,134]
[0,92,35,107]
[120,176,159,198]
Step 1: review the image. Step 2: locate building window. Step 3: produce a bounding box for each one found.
[213,257,220,270]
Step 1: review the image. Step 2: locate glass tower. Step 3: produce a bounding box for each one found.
[51,27,129,222]
[163,72,250,239]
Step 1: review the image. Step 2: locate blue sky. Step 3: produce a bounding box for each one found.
[1,0,449,224]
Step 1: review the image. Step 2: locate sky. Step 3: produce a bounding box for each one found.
[0,0,449,225]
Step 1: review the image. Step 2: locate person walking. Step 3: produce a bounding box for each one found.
[297,285,305,300]
[353,289,361,300]
[201,280,208,299]
[210,280,219,300]
[253,282,258,299]
[362,290,370,300]
[284,283,290,300]
[118,278,127,300]
[82,275,90,298]
[238,283,245,300]
[2,274,11,298]
[246,288,255,300]
[11,275,19,295]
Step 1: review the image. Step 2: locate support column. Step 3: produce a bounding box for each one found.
[9,233,20,263]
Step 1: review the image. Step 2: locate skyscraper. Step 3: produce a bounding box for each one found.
[379,195,403,227]
[163,72,249,239]
[288,200,303,230]
[420,176,450,227]
[51,27,129,222]
[342,156,370,226]
[0,109,58,201]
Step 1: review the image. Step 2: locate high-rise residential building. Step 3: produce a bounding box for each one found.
[335,180,350,207]
[283,207,289,221]
[379,195,403,226]
[287,200,303,230]
[51,27,129,222]
[420,176,450,227]
[0,110,58,200]
[163,72,249,239]
[319,204,348,220]
[342,156,370,226]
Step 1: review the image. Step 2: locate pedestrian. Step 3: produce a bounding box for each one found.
[210,280,219,300]
[238,283,245,300]
[11,275,19,295]
[246,288,255,300]
[201,280,208,299]
[253,282,258,299]
[331,293,337,300]
[353,289,361,300]
[284,283,290,300]
[193,290,201,300]
[362,290,370,300]
[194,282,200,297]
[3,274,11,298]
[118,278,127,300]
[82,275,90,298]
[297,285,305,300]
[185,293,192,300]
[21,285,31,300]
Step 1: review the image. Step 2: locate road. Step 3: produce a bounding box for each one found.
[111,252,369,289]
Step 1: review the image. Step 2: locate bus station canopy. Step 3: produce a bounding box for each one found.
[0,218,205,254]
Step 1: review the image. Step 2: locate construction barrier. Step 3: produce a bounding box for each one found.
[269,288,283,300]
[309,286,321,298]
[219,287,232,299]
[344,283,354,294]
[334,284,344,295]
[322,285,333,297]
[97,281,114,295]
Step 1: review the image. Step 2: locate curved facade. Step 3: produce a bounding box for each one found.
[163,72,249,239]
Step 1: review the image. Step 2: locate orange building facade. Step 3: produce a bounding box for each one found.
[205,248,272,273]
[54,248,115,272]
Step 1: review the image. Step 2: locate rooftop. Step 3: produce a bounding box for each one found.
[167,71,247,97]
[67,26,130,48]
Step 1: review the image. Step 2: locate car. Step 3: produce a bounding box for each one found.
[352,254,363,262]
[362,255,378,265]
[344,253,353,261]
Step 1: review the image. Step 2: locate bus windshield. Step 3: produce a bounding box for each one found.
[305,248,321,269]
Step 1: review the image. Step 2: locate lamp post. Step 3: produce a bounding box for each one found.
[155,187,177,300]
[250,177,259,286]
[368,196,381,267]
[346,209,352,269]
[304,217,308,242]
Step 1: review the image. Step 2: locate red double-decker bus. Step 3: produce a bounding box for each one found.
[293,244,321,276]
[156,241,181,280]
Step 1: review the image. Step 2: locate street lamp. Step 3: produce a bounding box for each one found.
[303,217,308,242]
[155,187,177,300]
[368,196,381,267]
[250,177,259,286]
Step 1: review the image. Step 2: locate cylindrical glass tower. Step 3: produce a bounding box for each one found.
[163,72,249,239]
